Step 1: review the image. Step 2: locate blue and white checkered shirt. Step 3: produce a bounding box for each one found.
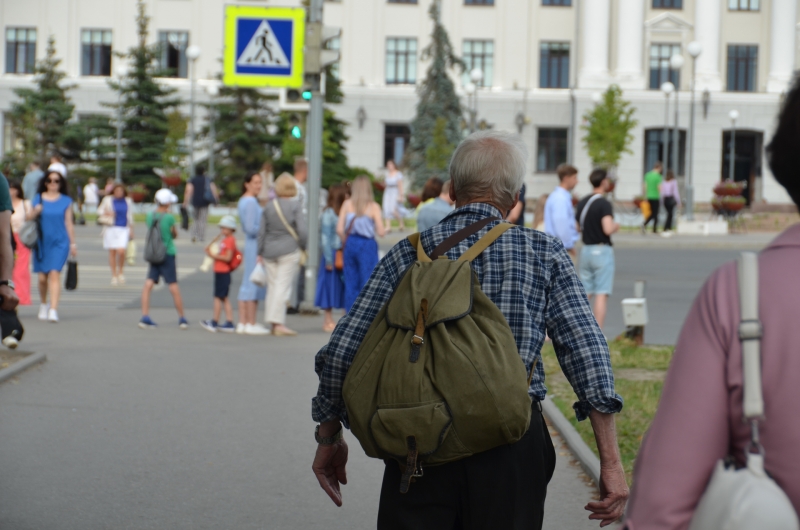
[312,203,622,425]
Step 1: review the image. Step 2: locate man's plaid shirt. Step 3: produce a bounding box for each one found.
[313,203,622,425]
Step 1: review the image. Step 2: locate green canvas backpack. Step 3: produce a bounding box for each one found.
[342,220,533,493]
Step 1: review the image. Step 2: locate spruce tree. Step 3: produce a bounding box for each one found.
[582,85,638,169]
[406,0,464,187]
[107,0,180,190]
[4,36,84,173]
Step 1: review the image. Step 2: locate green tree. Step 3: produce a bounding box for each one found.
[3,36,85,174]
[162,110,188,169]
[106,0,180,191]
[425,117,455,177]
[406,0,464,187]
[581,85,638,169]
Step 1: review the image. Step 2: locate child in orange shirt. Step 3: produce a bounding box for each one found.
[201,216,239,333]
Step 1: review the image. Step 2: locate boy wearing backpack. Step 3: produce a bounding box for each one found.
[139,189,188,329]
[200,215,241,333]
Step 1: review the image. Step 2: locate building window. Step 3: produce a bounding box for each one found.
[539,42,570,89]
[384,124,411,166]
[543,0,571,4]
[326,36,341,79]
[729,0,759,10]
[6,28,37,74]
[644,129,686,176]
[649,44,681,89]
[653,0,682,8]
[158,31,188,78]
[462,40,494,88]
[465,0,494,4]
[388,0,418,3]
[386,38,417,85]
[81,29,112,76]
[536,128,568,172]
[727,45,757,92]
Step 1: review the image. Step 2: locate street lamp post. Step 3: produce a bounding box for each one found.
[686,41,703,220]
[186,45,201,177]
[114,64,129,184]
[206,84,219,179]
[469,68,483,133]
[669,54,684,183]
[465,83,476,133]
[728,109,739,182]
[660,81,675,176]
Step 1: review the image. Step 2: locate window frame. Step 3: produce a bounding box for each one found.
[464,0,495,5]
[652,0,682,8]
[387,0,418,3]
[5,27,37,74]
[385,37,418,85]
[644,128,687,176]
[536,128,568,173]
[727,44,758,92]
[649,43,681,90]
[539,41,570,89]
[462,39,494,88]
[158,30,189,78]
[542,0,572,5]
[384,124,411,166]
[81,28,113,77]
[728,0,759,11]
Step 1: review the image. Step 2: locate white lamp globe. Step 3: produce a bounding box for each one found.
[206,84,219,97]
[186,45,201,61]
[729,109,740,121]
[670,54,685,70]
[661,81,675,94]
[591,92,603,103]
[116,64,129,78]
[464,83,476,95]
[687,41,703,58]
[470,68,484,83]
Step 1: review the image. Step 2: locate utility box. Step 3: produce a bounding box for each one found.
[622,298,648,327]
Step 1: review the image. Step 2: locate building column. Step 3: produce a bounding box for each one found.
[694,0,723,91]
[615,0,645,89]
[767,0,798,93]
[578,0,611,88]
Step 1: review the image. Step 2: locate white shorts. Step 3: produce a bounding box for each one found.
[103,226,130,250]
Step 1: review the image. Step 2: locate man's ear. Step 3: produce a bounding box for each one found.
[449,182,457,203]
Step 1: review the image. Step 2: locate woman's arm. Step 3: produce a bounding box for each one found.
[337,200,351,241]
[257,206,269,258]
[66,203,77,256]
[241,200,261,238]
[320,212,335,268]
[373,203,386,238]
[127,198,135,238]
[294,202,308,250]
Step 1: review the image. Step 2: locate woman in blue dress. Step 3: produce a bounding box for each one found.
[315,183,347,331]
[236,173,269,335]
[28,170,76,323]
[337,176,385,312]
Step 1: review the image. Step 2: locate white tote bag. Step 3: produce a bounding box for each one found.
[249,262,267,287]
[688,252,799,530]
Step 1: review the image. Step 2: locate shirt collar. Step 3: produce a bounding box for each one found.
[441,202,505,223]
[764,223,800,250]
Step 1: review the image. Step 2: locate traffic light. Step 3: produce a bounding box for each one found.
[289,113,303,139]
[302,90,312,101]
[304,23,341,74]
[291,126,302,139]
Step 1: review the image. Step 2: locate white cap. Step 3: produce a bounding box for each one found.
[154,188,178,205]
[218,215,237,230]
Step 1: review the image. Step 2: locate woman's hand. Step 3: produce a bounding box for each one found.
[28,204,42,220]
[257,256,264,265]
[70,243,78,257]
[326,264,333,272]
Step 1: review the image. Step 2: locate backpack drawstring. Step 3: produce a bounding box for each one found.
[410,299,428,363]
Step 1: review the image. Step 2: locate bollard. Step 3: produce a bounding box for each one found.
[622,281,647,345]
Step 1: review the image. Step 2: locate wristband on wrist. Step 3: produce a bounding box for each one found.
[315,424,343,445]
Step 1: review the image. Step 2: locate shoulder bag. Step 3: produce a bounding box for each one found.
[335,217,356,271]
[97,196,114,226]
[19,196,40,249]
[578,194,603,232]
[688,252,799,530]
[273,200,307,266]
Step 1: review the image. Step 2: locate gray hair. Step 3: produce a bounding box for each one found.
[449,130,528,210]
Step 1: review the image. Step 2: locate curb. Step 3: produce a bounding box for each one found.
[0,352,47,384]
[542,396,601,487]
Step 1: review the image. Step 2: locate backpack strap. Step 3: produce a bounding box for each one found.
[429,217,499,259]
[738,252,764,422]
[458,223,516,262]
[406,233,431,263]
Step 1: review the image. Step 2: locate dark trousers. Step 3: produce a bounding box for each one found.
[644,199,660,233]
[663,197,677,231]
[377,403,556,530]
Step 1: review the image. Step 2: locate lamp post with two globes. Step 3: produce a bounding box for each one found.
[465,68,484,133]
[669,54,684,181]
[660,81,675,176]
[728,109,739,182]
[114,64,129,183]
[205,83,219,179]
[186,45,201,176]
[686,41,703,220]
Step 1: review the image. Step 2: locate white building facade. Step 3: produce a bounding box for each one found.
[1,0,797,203]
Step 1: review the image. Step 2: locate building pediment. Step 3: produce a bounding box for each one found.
[645,13,693,33]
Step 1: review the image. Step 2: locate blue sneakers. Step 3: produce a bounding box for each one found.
[179,317,189,330]
[200,320,217,333]
[139,316,158,329]
[217,321,236,333]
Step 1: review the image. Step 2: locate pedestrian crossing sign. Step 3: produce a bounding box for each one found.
[223,5,305,88]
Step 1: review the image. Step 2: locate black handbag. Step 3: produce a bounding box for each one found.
[65,258,78,291]
[180,205,190,231]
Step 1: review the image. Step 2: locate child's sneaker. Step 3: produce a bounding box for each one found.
[179,317,189,330]
[200,320,217,333]
[139,316,158,329]
[38,304,50,321]
[218,321,236,333]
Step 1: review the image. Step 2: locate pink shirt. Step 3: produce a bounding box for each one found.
[660,180,681,204]
[624,223,800,529]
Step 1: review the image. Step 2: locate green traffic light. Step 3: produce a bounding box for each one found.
[302,90,312,101]
[291,126,302,139]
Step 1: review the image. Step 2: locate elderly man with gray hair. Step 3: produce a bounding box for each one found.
[311,131,627,529]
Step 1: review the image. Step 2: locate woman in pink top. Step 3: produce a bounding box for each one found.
[660,171,681,235]
[623,79,800,529]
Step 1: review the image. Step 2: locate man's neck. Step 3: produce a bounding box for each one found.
[454,198,506,215]
[592,188,604,195]
[559,183,572,191]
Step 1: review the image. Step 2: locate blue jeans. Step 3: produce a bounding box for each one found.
[343,235,379,312]
[579,245,615,295]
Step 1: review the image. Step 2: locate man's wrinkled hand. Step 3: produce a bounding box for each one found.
[585,461,629,527]
[0,285,19,311]
[312,438,349,507]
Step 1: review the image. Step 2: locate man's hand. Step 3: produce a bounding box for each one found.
[312,437,349,506]
[586,460,629,526]
[0,285,19,311]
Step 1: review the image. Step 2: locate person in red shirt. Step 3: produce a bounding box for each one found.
[201,216,238,333]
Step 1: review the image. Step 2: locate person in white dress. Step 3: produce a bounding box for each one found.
[381,160,405,233]
[83,178,100,214]
[98,183,134,285]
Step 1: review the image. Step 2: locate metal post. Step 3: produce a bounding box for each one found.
[662,94,670,176]
[672,89,679,182]
[208,106,215,178]
[568,0,580,164]
[686,58,697,220]
[473,88,479,132]
[303,0,324,309]
[729,120,736,182]
[115,88,123,183]
[469,93,476,134]
[189,60,197,177]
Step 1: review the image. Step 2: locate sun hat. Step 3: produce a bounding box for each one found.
[218,215,237,230]
[154,188,178,205]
